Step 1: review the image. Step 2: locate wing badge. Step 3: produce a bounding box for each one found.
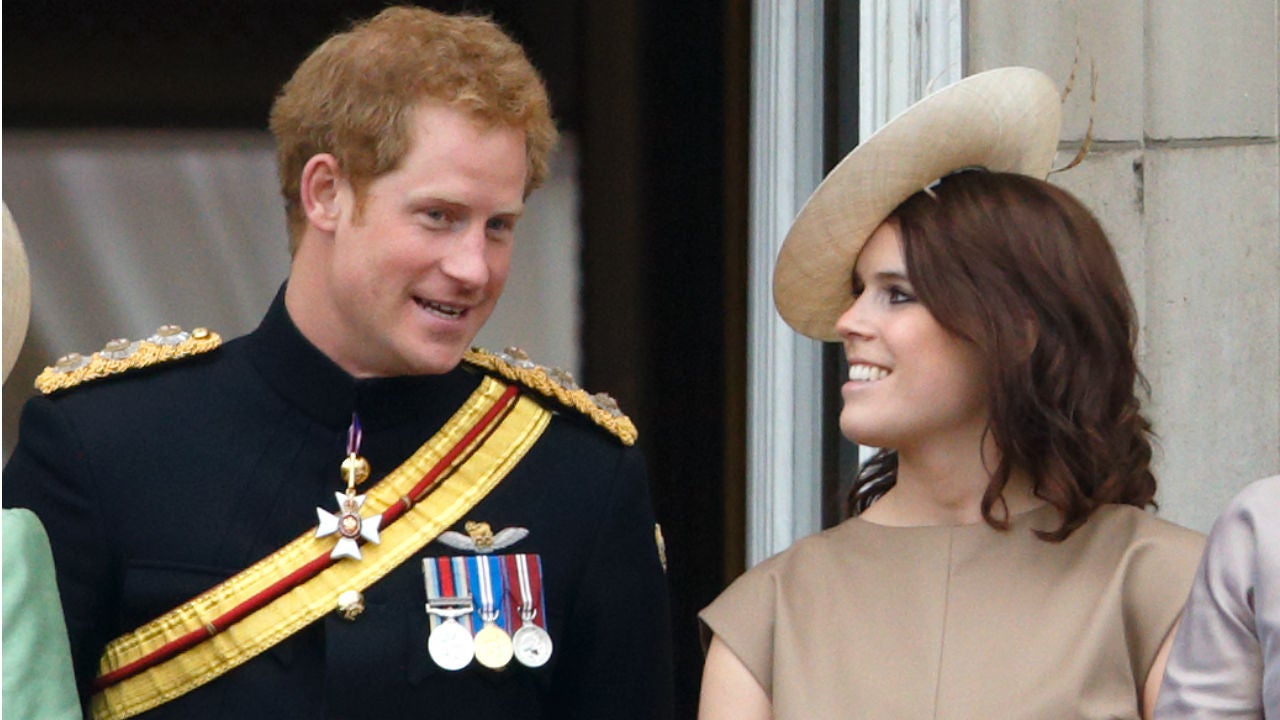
[436,521,529,554]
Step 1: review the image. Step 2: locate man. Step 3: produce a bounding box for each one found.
[3,7,673,719]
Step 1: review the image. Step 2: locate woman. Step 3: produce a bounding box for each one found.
[699,67,1204,719]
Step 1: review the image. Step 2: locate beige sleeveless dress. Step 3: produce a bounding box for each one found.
[700,504,1203,719]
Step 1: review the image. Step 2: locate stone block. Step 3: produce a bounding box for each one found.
[1146,0,1278,139]
[1143,143,1280,532]
[967,0,1144,142]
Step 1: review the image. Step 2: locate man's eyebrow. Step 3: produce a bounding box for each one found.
[404,191,525,217]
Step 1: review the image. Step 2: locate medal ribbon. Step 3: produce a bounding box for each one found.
[346,414,363,456]
[472,555,509,630]
[452,557,474,633]
[423,558,471,630]
[505,553,548,630]
[423,559,441,628]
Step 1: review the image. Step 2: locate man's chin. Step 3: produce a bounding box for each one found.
[401,345,469,377]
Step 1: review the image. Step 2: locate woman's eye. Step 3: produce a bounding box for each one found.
[887,286,916,304]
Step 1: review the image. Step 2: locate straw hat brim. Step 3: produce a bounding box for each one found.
[3,203,32,382]
[773,66,1063,341]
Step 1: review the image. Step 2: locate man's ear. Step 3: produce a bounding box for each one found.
[300,154,343,233]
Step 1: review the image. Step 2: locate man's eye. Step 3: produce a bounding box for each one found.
[486,217,518,239]
[420,209,451,226]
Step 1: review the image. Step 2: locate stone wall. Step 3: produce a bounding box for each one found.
[969,0,1280,532]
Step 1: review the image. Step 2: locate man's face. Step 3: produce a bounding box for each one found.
[312,103,527,377]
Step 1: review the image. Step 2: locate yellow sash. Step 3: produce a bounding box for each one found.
[91,377,550,720]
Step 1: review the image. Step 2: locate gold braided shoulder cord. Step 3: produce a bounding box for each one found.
[35,325,222,395]
[463,347,637,445]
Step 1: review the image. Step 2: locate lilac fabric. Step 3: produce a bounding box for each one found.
[1157,475,1280,718]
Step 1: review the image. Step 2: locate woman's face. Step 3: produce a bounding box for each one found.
[834,221,989,452]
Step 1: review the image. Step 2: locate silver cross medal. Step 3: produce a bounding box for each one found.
[316,415,383,561]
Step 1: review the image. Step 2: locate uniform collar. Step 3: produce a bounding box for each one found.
[245,285,481,431]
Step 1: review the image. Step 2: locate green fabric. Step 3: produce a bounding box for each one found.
[3,508,82,719]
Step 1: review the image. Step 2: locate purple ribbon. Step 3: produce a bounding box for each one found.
[346,413,363,456]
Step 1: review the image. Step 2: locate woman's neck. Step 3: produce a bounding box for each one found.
[859,430,1042,527]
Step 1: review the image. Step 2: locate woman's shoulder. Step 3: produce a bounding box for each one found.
[700,521,873,645]
[1083,503,1204,549]
[1070,505,1206,595]
[748,518,881,575]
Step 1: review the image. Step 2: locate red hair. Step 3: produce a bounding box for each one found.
[269,6,557,253]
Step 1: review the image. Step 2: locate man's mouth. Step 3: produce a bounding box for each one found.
[414,298,466,319]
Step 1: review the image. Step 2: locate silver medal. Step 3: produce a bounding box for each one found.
[512,620,554,668]
[428,617,475,671]
[423,558,477,671]
[511,553,554,667]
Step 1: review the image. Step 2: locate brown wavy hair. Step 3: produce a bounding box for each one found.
[849,170,1156,541]
[269,6,558,253]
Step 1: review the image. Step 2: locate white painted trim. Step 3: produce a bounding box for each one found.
[860,0,965,141]
[745,0,962,567]
[746,0,826,567]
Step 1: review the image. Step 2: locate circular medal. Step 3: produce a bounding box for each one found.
[512,624,554,668]
[473,623,514,669]
[428,619,474,671]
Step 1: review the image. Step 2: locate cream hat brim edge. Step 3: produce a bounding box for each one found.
[3,203,33,382]
[772,66,1063,341]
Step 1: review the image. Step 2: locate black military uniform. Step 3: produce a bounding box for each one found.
[4,288,674,719]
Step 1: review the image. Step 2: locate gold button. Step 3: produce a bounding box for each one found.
[336,590,365,621]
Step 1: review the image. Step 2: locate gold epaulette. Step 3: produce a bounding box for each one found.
[463,347,637,445]
[34,325,222,395]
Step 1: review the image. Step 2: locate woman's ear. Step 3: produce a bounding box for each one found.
[300,154,343,233]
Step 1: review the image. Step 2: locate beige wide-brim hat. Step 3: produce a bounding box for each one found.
[3,202,33,382]
[773,66,1063,341]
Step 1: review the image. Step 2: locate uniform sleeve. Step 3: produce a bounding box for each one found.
[548,445,674,720]
[698,558,779,698]
[2,509,84,720]
[1156,477,1280,718]
[3,394,121,698]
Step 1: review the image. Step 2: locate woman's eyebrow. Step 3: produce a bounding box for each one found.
[857,269,909,284]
